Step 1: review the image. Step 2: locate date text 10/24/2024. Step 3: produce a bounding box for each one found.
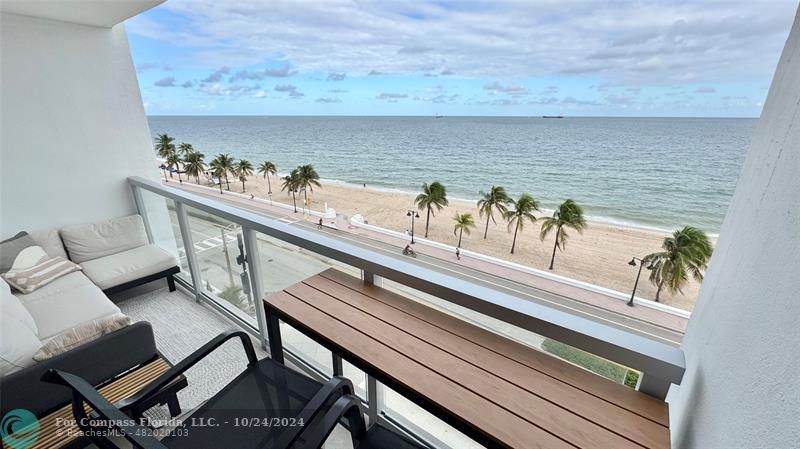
[54,416,307,437]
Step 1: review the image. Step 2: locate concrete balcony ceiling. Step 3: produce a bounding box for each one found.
[0,0,163,27]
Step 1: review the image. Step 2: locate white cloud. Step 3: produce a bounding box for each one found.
[377,92,408,100]
[326,72,347,81]
[154,76,176,87]
[128,0,795,87]
[202,66,230,83]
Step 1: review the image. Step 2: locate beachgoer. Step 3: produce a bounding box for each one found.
[318,218,323,229]
[363,183,366,188]
[250,194,254,200]
[456,247,460,260]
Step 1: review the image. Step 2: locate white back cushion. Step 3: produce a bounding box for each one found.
[60,215,148,263]
[28,228,68,259]
[20,271,120,340]
[0,312,42,375]
[0,278,37,335]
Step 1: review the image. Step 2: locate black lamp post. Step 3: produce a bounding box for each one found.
[627,256,654,307]
[406,210,420,244]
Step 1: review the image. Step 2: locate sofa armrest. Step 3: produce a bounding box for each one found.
[0,321,158,416]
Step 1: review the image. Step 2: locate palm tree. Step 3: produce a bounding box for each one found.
[296,164,321,210]
[539,199,587,270]
[477,186,511,239]
[211,153,234,190]
[643,226,713,302]
[504,193,541,254]
[452,213,475,249]
[177,142,194,158]
[183,151,205,184]
[235,159,254,192]
[154,133,175,159]
[165,153,182,181]
[211,165,225,194]
[414,181,449,238]
[281,169,301,213]
[258,161,277,194]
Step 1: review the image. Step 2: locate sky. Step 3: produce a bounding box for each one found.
[128,0,798,117]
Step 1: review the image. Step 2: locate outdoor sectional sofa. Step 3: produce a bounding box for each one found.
[0,214,183,442]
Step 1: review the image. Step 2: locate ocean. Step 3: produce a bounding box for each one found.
[147,116,756,233]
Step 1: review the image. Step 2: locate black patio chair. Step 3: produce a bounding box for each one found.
[300,395,428,449]
[42,330,354,449]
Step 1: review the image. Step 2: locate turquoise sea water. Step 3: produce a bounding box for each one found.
[148,116,756,233]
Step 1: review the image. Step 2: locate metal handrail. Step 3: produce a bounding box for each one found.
[129,176,685,393]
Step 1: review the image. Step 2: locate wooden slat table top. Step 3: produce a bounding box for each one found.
[31,357,174,449]
[264,269,670,449]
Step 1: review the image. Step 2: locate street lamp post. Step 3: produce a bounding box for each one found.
[627,256,653,307]
[406,210,420,244]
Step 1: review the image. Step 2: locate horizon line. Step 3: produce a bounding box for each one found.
[145,114,760,119]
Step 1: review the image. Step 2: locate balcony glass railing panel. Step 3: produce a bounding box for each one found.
[250,230,361,376]
[182,206,255,325]
[138,190,192,285]
[379,278,640,387]
[380,381,483,449]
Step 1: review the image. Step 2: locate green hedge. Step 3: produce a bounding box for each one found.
[541,339,639,387]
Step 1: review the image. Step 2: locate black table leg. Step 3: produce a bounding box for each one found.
[265,307,284,364]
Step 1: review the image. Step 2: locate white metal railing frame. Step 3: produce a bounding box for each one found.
[129,176,685,400]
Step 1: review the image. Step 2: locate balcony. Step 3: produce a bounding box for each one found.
[123,174,684,447]
[2,3,797,447]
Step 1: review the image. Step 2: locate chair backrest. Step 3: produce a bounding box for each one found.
[59,215,148,263]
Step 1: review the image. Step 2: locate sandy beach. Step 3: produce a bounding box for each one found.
[191,173,705,311]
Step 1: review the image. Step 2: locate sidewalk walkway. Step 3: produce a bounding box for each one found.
[161,179,689,340]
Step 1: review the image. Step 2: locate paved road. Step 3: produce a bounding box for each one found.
[162,180,686,346]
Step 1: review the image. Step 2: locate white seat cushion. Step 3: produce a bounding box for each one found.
[59,215,149,263]
[17,271,120,340]
[80,244,178,290]
[1,278,38,335]
[1,312,42,375]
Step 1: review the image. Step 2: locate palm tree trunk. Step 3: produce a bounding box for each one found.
[548,227,560,270]
[304,190,309,212]
[267,175,272,194]
[655,283,663,302]
[458,229,463,248]
[424,206,432,238]
[241,179,246,192]
[292,191,297,213]
[224,175,230,190]
[177,171,182,183]
[484,215,490,239]
[196,175,200,184]
[510,221,519,254]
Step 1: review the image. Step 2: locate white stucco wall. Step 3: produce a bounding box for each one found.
[0,13,159,237]
[668,7,800,449]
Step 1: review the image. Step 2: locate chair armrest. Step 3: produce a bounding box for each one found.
[115,330,256,415]
[42,370,167,449]
[297,395,367,449]
[272,376,355,449]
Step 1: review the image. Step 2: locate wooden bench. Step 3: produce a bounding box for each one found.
[31,357,186,449]
[264,269,670,449]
